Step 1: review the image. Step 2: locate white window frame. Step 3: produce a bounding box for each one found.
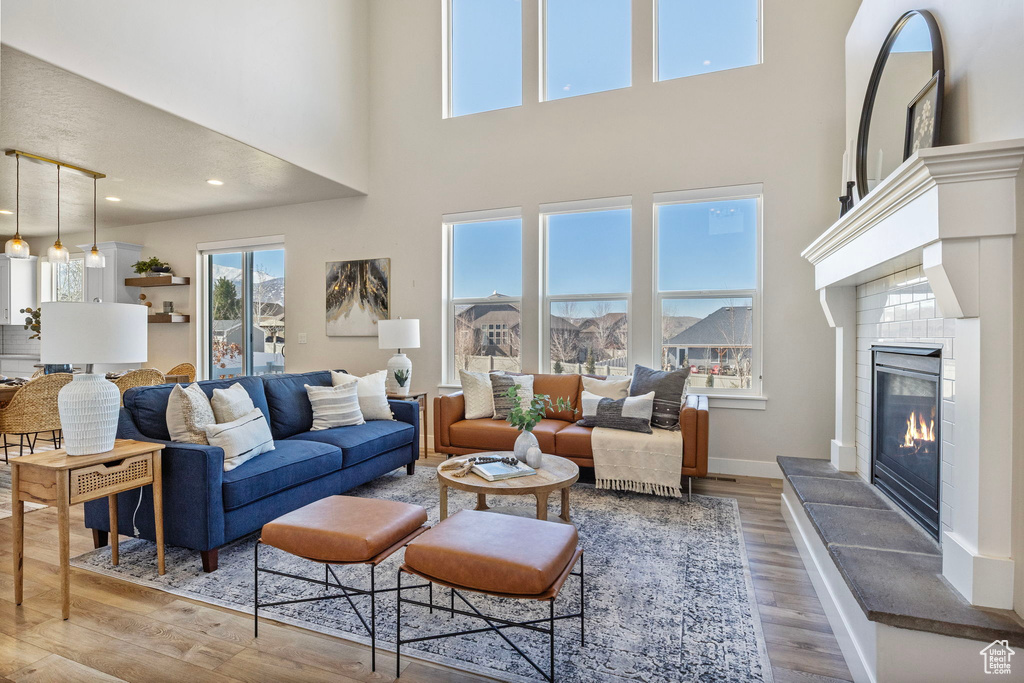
[41,257,85,303]
[653,0,764,83]
[541,196,632,375]
[653,184,763,397]
[442,208,523,384]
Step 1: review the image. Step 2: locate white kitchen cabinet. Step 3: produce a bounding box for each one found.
[0,255,38,325]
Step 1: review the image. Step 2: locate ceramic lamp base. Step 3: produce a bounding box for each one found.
[386,352,412,396]
[58,374,120,455]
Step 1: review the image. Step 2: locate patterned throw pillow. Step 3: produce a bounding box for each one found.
[305,383,365,430]
[166,383,215,444]
[332,370,394,421]
[211,382,255,423]
[204,409,275,471]
[576,390,655,434]
[491,374,535,420]
[629,364,690,430]
[582,375,632,399]
[460,369,499,420]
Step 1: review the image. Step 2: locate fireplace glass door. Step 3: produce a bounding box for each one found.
[872,348,941,539]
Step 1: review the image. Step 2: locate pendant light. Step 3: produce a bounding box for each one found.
[3,153,31,258]
[47,164,70,264]
[84,176,105,268]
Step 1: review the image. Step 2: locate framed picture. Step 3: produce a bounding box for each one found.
[325,258,390,336]
[904,70,943,160]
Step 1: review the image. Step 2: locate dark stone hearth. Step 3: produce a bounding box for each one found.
[776,456,857,480]
[805,504,940,556]
[778,456,1024,647]
[787,476,891,509]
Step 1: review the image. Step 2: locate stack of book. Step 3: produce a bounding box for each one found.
[472,459,536,481]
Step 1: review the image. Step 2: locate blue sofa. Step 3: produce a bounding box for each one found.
[84,370,419,571]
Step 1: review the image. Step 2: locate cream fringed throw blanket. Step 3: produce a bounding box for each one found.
[592,426,684,498]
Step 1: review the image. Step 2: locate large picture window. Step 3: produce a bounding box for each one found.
[543,199,631,375]
[446,212,523,381]
[447,0,522,117]
[543,0,631,101]
[656,0,760,81]
[656,186,760,392]
[204,245,285,380]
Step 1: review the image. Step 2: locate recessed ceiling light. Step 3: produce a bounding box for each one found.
[105,196,122,202]
[207,179,224,186]
[0,210,12,215]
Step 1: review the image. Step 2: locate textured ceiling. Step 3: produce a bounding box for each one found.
[0,46,361,237]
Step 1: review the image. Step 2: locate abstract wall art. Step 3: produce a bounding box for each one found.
[325,258,390,336]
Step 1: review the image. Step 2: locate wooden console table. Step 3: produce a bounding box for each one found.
[11,439,165,619]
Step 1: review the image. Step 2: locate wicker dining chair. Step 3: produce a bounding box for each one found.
[30,368,45,379]
[0,373,72,461]
[165,362,197,383]
[114,368,166,403]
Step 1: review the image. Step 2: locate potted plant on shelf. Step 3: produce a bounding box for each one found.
[132,257,172,277]
[504,383,574,464]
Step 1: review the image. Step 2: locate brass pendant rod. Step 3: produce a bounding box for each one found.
[5,149,106,179]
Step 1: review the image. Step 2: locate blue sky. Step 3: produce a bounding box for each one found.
[211,249,285,281]
[658,198,757,291]
[452,0,759,116]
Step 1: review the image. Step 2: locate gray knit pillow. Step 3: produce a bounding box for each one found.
[491,374,534,420]
[576,390,654,434]
[628,364,690,430]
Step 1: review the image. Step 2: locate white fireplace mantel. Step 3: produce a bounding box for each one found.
[801,139,1024,611]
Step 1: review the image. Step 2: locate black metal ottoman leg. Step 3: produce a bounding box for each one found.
[580,552,585,646]
[370,565,376,672]
[396,568,402,678]
[253,541,260,638]
[549,598,556,682]
[429,581,433,614]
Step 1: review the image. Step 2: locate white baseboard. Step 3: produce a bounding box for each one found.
[708,457,781,480]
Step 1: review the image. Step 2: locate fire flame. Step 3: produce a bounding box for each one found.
[903,411,936,447]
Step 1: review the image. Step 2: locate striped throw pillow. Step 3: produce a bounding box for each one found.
[305,383,365,430]
[204,409,275,471]
[576,390,655,434]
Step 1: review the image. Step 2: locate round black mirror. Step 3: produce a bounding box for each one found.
[856,10,944,199]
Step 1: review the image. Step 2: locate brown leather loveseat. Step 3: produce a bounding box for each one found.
[434,374,709,478]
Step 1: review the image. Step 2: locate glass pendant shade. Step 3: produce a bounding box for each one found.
[4,235,30,258]
[47,239,70,264]
[85,247,105,268]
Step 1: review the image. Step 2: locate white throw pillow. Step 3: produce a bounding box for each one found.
[582,375,632,400]
[211,382,255,423]
[204,409,275,471]
[332,370,394,421]
[460,369,498,420]
[166,383,214,444]
[305,383,365,430]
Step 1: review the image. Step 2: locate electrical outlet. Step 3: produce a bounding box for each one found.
[298,332,308,344]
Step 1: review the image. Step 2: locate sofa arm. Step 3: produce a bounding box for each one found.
[84,408,227,551]
[680,394,709,477]
[388,399,420,460]
[434,391,465,452]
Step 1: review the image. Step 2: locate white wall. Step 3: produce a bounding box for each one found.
[0,0,369,192]
[32,0,858,477]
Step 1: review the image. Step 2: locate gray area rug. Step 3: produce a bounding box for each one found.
[71,466,773,682]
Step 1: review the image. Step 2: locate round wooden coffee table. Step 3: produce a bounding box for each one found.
[436,452,579,523]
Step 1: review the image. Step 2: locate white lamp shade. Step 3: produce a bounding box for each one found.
[378,318,420,350]
[41,302,148,365]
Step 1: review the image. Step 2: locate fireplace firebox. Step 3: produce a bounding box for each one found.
[871,346,941,539]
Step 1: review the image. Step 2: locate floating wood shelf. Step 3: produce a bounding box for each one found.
[125,275,191,287]
[148,313,190,324]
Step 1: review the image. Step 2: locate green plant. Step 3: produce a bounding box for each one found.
[706,370,714,388]
[394,368,410,387]
[553,360,563,374]
[132,256,168,274]
[504,383,574,433]
[584,348,596,374]
[21,307,40,340]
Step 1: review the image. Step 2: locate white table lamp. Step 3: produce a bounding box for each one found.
[378,318,419,396]
[41,302,148,455]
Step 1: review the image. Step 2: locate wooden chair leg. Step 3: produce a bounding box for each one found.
[92,529,108,549]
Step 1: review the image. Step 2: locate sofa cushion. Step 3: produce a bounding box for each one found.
[262,371,334,439]
[125,376,270,441]
[288,420,415,468]
[554,424,593,458]
[449,418,569,453]
[532,374,581,422]
[222,439,342,511]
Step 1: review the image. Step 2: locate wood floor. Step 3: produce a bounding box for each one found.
[0,452,852,682]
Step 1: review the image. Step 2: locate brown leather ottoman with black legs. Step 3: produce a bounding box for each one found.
[396,510,585,681]
[254,496,430,671]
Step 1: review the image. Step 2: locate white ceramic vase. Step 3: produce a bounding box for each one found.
[58,374,120,455]
[386,352,412,396]
[525,446,544,469]
[514,430,539,462]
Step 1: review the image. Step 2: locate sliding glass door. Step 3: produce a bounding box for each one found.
[207,248,285,379]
